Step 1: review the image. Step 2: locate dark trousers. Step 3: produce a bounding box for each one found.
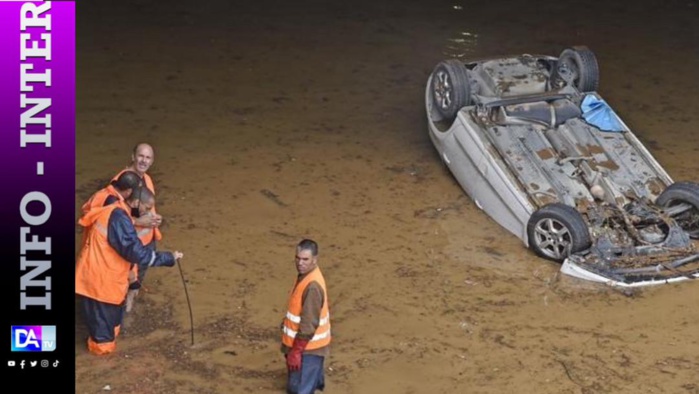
[81,296,124,344]
[287,354,325,394]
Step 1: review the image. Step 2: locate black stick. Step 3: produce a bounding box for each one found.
[176,258,195,346]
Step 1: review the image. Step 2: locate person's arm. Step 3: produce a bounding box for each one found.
[133,210,160,228]
[107,208,175,268]
[297,282,324,339]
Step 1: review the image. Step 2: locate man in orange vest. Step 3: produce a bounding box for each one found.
[79,170,144,308]
[112,143,162,242]
[79,170,142,247]
[81,170,142,215]
[281,239,331,394]
[112,143,163,310]
[75,186,183,356]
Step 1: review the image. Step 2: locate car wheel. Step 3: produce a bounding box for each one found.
[526,203,592,262]
[552,46,599,92]
[430,59,471,123]
[656,181,699,239]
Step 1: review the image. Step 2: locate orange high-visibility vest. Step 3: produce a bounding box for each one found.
[281,267,331,349]
[75,204,135,305]
[113,169,161,244]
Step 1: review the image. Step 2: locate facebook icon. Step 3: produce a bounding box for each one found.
[11,326,56,352]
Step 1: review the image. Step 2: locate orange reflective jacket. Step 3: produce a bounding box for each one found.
[79,185,128,243]
[281,267,331,350]
[113,169,161,244]
[78,185,137,280]
[75,204,133,305]
[80,184,126,216]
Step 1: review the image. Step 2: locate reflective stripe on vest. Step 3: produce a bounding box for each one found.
[285,311,329,326]
[94,222,108,236]
[281,267,331,349]
[137,227,153,240]
[86,202,153,246]
[92,212,151,276]
[282,325,331,342]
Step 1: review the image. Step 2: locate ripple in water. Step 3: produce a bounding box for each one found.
[443,31,479,59]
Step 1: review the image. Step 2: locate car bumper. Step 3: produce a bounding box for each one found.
[561,253,699,288]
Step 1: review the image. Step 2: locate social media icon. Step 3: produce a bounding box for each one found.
[30,361,37,367]
[52,360,59,367]
[20,360,25,369]
[41,360,49,367]
[11,326,57,352]
[7,360,15,367]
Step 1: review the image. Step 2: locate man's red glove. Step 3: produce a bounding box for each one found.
[286,338,310,371]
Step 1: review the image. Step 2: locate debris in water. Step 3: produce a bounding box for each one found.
[260,189,288,207]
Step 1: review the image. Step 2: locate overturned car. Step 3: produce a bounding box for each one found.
[425,46,699,287]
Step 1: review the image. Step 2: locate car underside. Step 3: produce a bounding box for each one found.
[426,46,699,287]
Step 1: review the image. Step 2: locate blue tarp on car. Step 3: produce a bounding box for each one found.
[581,95,624,132]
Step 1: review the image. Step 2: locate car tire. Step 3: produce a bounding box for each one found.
[430,59,471,123]
[553,46,599,92]
[526,203,592,262]
[656,181,699,239]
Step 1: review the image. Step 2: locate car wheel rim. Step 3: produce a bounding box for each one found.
[533,218,572,260]
[434,70,452,110]
[557,59,579,87]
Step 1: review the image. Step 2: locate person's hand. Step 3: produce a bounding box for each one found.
[134,213,158,228]
[133,215,149,227]
[173,251,184,260]
[286,351,302,372]
[153,214,163,227]
[286,338,309,372]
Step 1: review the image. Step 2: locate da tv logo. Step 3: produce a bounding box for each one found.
[11,326,56,352]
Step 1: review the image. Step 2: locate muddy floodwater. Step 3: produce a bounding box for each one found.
[75,0,699,393]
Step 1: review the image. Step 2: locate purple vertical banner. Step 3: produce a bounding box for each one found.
[0,0,75,386]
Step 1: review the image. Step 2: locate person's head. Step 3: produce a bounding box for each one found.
[126,185,155,218]
[130,143,154,176]
[295,239,318,275]
[111,170,142,199]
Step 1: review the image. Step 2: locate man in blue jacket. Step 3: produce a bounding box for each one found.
[75,186,184,355]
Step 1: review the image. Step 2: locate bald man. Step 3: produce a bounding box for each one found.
[112,143,164,311]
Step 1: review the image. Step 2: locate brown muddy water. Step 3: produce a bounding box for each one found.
[75,0,699,393]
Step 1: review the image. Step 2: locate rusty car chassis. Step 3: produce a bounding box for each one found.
[425,46,699,287]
